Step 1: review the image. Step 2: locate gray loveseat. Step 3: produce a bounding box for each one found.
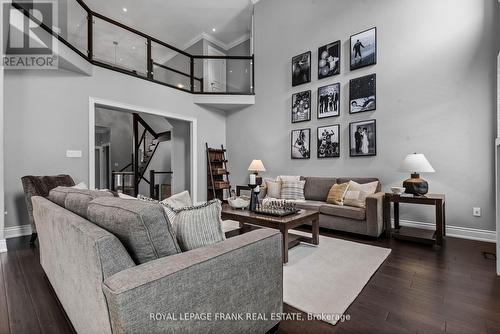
[295,177,385,237]
[32,189,282,334]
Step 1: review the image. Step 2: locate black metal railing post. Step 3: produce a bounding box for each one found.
[147,38,153,80]
[150,170,156,199]
[87,11,93,60]
[251,54,255,94]
[133,114,139,196]
[190,57,195,93]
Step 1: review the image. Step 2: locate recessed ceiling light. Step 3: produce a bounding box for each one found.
[212,28,216,32]
[131,46,136,50]
[177,83,185,89]
[122,7,127,12]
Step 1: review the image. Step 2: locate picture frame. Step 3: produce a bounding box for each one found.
[291,90,311,123]
[349,119,377,157]
[317,124,340,158]
[291,128,311,159]
[349,74,376,114]
[292,51,311,87]
[317,83,340,119]
[318,40,340,79]
[350,27,377,71]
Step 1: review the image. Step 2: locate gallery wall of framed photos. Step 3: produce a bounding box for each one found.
[290,27,378,160]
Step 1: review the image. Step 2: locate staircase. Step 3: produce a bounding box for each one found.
[133,113,171,195]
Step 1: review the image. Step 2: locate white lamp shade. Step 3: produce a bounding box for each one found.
[248,160,266,172]
[399,153,435,173]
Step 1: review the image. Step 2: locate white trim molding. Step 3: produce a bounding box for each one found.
[0,239,6,253]
[396,219,496,243]
[183,32,250,52]
[4,224,32,239]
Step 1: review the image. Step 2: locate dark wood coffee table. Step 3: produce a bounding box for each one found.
[221,204,319,263]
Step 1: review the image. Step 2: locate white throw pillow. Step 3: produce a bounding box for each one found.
[72,182,88,189]
[118,192,136,199]
[344,181,379,208]
[280,180,306,201]
[160,190,193,209]
[277,175,301,182]
[265,180,282,199]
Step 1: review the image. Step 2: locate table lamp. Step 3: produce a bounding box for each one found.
[248,160,266,186]
[399,153,435,196]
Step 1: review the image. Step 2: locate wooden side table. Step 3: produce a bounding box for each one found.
[383,193,446,246]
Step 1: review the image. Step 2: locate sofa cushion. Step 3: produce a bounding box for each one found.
[64,189,115,219]
[281,180,306,201]
[277,175,301,182]
[337,178,381,192]
[294,200,324,211]
[173,200,226,251]
[88,197,181,264]
[48,186,74,207]
[302,177,337,201]
[320,204,366,221]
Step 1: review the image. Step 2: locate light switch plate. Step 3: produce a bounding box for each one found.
[66,150,82,158]
[473,207,481,217]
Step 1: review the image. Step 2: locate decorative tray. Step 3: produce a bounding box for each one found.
[252,200,300,217]
[252,208,300,217]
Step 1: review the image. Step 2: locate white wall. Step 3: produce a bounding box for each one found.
[4,66,226,228]
[167,118,191,194]
[227,0,499,232]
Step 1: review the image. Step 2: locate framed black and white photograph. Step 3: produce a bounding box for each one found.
[317,83,340,119]
[317,124,340,158]
[291,90,311,123]
[349,74,376,114]
[349,119,376,157]
[350,27,377,70]
[292,51,311,86]
[291,128,311,159]
[318,40,340,79]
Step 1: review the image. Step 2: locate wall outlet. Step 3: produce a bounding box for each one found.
[473,207,481,217]
[66,150,82,158]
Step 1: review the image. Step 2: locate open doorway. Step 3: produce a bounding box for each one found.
[89,98,197,202]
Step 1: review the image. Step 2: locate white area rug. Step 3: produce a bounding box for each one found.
[222,221,391,325]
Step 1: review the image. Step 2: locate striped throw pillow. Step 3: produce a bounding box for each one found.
[280,180,306,201]
[173,199,226,251]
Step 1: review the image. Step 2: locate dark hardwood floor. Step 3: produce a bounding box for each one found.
[1,231,498,334]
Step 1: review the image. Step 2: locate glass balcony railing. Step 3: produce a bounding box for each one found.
[12,0,254,94]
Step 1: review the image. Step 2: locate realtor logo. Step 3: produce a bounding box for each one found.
[2,0,58,69]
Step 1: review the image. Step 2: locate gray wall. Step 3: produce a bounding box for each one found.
[227,39,252,93]
[227,0,499,231]
[95,107,133,173]
[4,65,226,228]
[166,118,191,194]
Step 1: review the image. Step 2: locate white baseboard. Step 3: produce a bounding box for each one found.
[0,239,7,253]
[4,224,32,239]
[396,219,496,243]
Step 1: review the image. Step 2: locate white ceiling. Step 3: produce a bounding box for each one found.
[83,0,254,51]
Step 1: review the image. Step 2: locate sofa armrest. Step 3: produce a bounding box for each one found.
[365,192,385,237]
[102,229,283,334]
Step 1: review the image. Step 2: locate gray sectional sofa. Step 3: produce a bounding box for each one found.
[295,176,385,237]
[31,188,283,334]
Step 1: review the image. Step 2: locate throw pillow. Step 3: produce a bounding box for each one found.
[173,199,226,251]
[87,197,181,264]
[280,180,306,201]
[137,194,158,203]
[160,190,192,209]
[265,180,282,199]
[71,182,88,189]
[326,183,350,205]
[277,175,301,182]
[117,192,136,199]
[344,181,379,208]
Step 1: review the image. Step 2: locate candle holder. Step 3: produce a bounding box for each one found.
[248,183,260,212]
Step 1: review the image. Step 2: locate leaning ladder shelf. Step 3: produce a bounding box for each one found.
[206,143,231,201]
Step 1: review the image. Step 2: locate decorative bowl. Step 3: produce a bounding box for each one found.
[228,196,250,209]
[391,187,406,195]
